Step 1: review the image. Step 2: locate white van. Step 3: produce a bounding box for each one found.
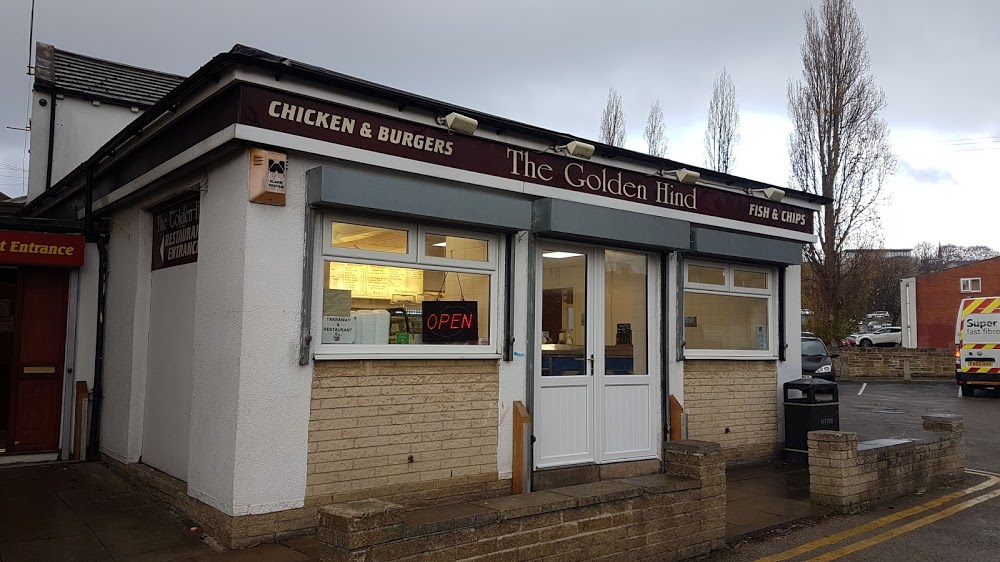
[956,296,1000,396]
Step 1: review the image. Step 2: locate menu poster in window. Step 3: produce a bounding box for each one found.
[421,301,479,343]
[323,288,352,317]
[328,262,422,300]
[616,323,632,345]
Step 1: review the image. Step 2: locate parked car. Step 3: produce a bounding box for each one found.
[802,331,817,338]
[841,333,861,347]
[802,337,838,381]
[867,311,891,319]
[856,326,902,347]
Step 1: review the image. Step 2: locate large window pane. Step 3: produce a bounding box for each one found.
[331,222,408,254]
[688,264,726,286]
[425,233,489,262]
[540,251,586,376]
[605,251,647,375]
[322,261,489,345]
[684,292,769,351]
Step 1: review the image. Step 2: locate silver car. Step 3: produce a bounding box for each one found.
[857,326,902,347]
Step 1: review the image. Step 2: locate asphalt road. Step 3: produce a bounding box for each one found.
[838,381,1000,473]
[707,381,1000,561]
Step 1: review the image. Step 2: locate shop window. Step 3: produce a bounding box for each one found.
[331,221,409,255]
[961,278,981,293]
[604,251,648,375]
[318,215,498,357]
[683,261,776,357]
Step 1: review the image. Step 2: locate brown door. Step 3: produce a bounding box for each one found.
[7,268,69,453]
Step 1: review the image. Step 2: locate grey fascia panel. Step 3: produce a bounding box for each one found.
[532,198,689,251]
[306,165,532,231]
[690,227,803,265]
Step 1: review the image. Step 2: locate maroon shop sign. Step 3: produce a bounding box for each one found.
[239,85,814,234]
[152,196,199,271]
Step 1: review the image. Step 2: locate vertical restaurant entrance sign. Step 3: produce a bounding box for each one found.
[237,85,815,235]
[152,196,199,271]
[0,230,84,267]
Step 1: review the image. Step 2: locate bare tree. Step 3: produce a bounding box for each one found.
[788,0,896,343]
[599,88,627,147]
[643,100,668,157]
[704,68,740,173]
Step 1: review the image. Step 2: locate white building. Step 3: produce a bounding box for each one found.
[18,43,827,547]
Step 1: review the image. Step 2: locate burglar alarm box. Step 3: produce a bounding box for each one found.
[249,148,287,206]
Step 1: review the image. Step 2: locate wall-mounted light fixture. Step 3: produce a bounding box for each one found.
[554,140,596,160]
[436,112,478,135]
[659,168,701,184]
[747,187,785,202]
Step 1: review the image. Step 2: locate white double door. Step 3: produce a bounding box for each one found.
[534,243,659,469]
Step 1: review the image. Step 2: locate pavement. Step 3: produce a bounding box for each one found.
[708,380,1000,561]
[0,462,320,561]
[1,380,995,561]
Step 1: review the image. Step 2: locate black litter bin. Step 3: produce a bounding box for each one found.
[784,378,839,464]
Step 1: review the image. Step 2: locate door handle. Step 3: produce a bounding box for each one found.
[588,354,595,376]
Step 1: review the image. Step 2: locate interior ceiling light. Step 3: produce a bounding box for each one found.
[542,251,585,259]
[432,242,447,247]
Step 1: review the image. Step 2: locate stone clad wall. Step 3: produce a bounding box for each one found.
[308,360,508,509]
[808,414,965,513]
[833,348,954,379]
[683,360,779,463]
[317,441,727,562]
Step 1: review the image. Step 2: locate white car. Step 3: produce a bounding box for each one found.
[866,311,891,319]
[857,326,902,347]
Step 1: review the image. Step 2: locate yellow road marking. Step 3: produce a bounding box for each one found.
[807,484,1000,561]
[754,472,999,562]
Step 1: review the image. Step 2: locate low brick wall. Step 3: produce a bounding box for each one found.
[833,348,955,380]
[317,441,727,562]
[808,414,965,513]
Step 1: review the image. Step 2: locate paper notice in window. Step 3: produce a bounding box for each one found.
[323,316,356,344]
[323,288,352,317]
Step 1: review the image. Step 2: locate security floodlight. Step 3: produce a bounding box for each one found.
[749,187,785,202]
[660,168,701,184]
[437,112,478,135]
[555,140,596,160]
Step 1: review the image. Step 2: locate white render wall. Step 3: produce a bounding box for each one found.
[27,93,141,202]
[100,206,152,462]
[496,231,530,479]
[187,154,248,514]
[142,262,197,481]
[229,149,312,515]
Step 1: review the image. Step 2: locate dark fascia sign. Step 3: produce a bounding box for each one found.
[152,195,200,271]
[421,300,479,343]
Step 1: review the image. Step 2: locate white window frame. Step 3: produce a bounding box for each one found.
[683,259,778,360]
[961,278,982,293]
[325,214,417,262]
[316,214,502,360]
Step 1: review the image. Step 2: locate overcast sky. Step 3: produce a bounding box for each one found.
[1,1,997,248]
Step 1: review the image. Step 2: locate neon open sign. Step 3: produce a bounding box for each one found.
[421,301,479,343]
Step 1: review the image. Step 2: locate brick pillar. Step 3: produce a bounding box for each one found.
[922,414,966,478]
[317,499,404,561]
[662,440,727,551]
[807,431,859,510]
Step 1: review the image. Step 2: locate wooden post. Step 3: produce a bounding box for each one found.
[73,382,88,461]
[512,401,531,494]
[669,395,683,441]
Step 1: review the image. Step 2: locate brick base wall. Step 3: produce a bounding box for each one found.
[308,359,505,508]
[317,441,727,562]
[833,348,955,379]
[809,414,965,512]
[683,360,779,463]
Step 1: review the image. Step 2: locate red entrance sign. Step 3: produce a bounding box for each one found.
[0,230,85,267]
